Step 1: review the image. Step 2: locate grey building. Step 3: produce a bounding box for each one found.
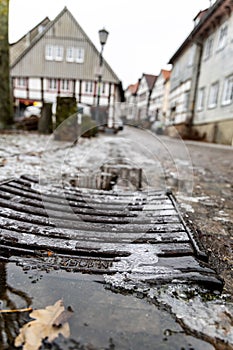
[168,0,233,145]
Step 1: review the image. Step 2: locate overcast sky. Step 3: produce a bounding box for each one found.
[9,0,211,89]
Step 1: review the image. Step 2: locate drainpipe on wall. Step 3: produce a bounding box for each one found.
[188,41,203,131]
[147,90,152,120]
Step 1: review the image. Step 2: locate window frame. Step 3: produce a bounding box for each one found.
[203,35,214,60]
[48,78,58,91]
[217,23,228,51]
[85,81,93,93]
[222,75,233,106]
[45,45,54,61]
[66,47,75,62]
[54,45,64,61]
[208,82,219,109]
[197,87,205,111]
[75,48,84,63]
[66,47,85,63]
[16,77,27,88]
[187,45,195,67]
[183,91,190,111]
[60,79,70,92]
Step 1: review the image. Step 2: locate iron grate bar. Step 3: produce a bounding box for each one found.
[0,176,223,290]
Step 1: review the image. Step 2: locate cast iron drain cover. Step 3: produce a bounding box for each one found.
[0,175,223,290]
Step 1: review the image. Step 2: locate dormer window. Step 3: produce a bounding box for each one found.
[38,25,44,34]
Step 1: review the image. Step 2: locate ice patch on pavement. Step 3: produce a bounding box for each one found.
[104,271,233,348]
[151,286,233,347]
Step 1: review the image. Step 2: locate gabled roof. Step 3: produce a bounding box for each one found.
[10,17,50,65]
[161,69,171,82]
[168,0,232,64]
[10,16,50,46]
[10,7,120,83]
[126,82,139,94]
[142,73,157,90]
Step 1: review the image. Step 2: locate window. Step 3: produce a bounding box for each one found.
[208,82,219,108]
[222,75,233,105]
[187,46,195,66]
[66,47,75,62]
[48,79,57,90]
[183,91,190,111]
[61,79,70,91]
[76,48,84,63]
[45,45,64,61]
[38,25,45,34]
[16,77,26,87]
[204,36,214,60]
[66,47,85,63]
[85,81,93,93]
[45,45,53,60]
[54,46,63,61]
[217,23,228,50]
[173,63,180,78]
[197,87,205,111]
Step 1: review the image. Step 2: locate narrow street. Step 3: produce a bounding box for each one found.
[0,126,232,349]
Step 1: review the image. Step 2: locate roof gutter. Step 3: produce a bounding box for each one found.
[168,0,225,64]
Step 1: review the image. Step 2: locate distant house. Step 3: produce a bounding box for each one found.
[149,69,171,124]
[121,82,138,122]
[10,7,124,121]
[167,0,233,144]
[135,73,157,121]
[168,39,200,133]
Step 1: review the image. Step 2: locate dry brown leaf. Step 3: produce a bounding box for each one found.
[14,299,71,350]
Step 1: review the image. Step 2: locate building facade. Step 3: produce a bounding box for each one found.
[135,74,157,121]
[120,82,138,122]
[193,0,233,144]
[167,0,233,144]
[149,69,171,124]
[10,7,123,121]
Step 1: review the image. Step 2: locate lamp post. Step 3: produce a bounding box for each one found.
[96,28,109,127]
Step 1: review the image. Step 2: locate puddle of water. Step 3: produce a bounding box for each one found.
[0,261,215,350]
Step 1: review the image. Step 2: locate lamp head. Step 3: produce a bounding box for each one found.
[98,28,109,46]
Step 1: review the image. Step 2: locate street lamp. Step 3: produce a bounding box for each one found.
[96,28,109,127]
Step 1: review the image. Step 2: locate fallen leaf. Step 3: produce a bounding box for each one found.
[47,250,54,257]
[52,306,74,327]
[14,299,71,350]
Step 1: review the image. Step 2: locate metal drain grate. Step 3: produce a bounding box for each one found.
[0,175,223,290]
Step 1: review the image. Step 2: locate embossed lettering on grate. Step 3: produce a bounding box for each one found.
[0,175,223,290]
